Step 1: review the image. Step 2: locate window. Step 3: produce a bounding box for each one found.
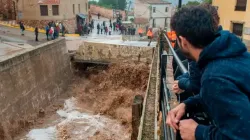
[73,4,75,14]
[232,23,244,36]
[78,4,80,13]
[52,5,59,15]
[153,19,156,27]
[235,0,247,11]
[86,3,88,12]
[165,7,168,12]
[153,7,156,13]
[40,5,48,16]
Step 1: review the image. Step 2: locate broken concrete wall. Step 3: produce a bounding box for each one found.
[74,41,154,64]
[0,38,72,138]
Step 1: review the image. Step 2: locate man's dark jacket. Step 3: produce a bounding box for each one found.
[184,30,250,140]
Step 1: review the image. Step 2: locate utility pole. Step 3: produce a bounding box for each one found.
[178,0,182,9]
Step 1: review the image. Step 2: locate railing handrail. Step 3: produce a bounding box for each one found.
[163,31,188,74]
[159,31,190,140]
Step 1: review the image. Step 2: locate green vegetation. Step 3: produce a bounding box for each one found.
[185,0,212,6]
[202,0,212,4]
[130,18,134,22]
[88,0,127,10]
[185,1,200,6]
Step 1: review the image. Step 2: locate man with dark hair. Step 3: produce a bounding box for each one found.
[167,6,250,140]
[173,4,221,101]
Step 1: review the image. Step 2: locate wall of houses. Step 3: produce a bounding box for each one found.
[17,0,88,20]
[149,3,172,30]
[15,0,88,33]
[213,0,250,46]
[134,0,150,20]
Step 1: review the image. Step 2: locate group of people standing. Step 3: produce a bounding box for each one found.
[96,19,137,36]
[19,21,65,42]
[44,21,65,41]
[97,20,113,35]
[78,20,94,36]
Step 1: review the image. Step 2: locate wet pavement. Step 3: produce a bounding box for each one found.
[0,41,33,61]
[0,15,156,61]
[66,16,156,51]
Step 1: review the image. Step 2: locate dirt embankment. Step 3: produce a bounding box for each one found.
[71,62,150,139]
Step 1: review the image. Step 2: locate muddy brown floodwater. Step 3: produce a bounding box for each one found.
[16,61,150,140]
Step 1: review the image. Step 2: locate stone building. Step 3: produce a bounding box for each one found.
[0,0,16,20]
[134,0,169,28]
[148,1,174,31]
[16,0,89,33]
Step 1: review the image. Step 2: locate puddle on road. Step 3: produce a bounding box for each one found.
[23,97,130,140]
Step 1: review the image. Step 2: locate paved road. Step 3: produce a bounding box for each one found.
[0,25,48,46]
[0,15,156,60]
[66,15,156,50]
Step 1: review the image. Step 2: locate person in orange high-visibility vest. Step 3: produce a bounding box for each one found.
[147,27,153,46]
[167,31,177,48]
[138,28,144,37]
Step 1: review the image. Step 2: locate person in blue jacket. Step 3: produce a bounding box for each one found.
[167,6,250,140]
[173,60,201,95]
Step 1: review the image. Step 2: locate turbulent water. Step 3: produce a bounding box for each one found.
[24,97,129,140]
[20,62,149,140]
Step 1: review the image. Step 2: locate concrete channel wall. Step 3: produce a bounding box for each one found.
[0,38,72,138]
[138,42,161,140]
[74,41,154,64]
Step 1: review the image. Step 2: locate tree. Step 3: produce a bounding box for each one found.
[130,18,134,22]
[185,1,201,6]
[118,0,127,10]
[88,1,98,5]
[99,0,127,10]
[202,0,212,4]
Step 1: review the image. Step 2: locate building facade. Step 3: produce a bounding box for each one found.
[134,0,150,19]
[0,0,16,20]
[149,1,173,30]
[213,0,250,46]
[16,0,88,33]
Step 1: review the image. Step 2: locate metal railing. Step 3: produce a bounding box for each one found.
[159,31,188,140]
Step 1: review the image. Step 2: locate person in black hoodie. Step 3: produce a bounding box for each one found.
[19,21,25,36]
[45,24,50,40]
[35,27,38,41]
[167,6,250,140]
[97,23,100,34]
[173,3,221,102]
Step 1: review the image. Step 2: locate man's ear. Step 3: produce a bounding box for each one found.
[179,36,188,48]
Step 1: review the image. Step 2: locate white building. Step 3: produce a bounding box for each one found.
[148,1,174,31]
